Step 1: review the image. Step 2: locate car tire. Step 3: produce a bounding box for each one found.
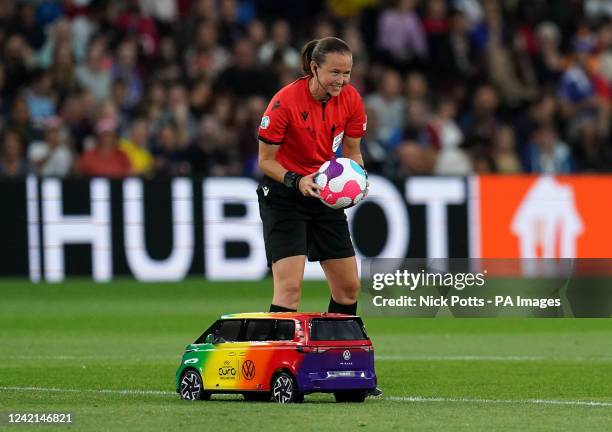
[334,390,368,403]
[243,392,271,402]
[271,372,303,403]
[179,369,210,401]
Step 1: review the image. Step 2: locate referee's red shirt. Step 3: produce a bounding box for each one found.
[258,77,367,175]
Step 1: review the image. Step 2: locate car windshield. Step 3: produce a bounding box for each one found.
[309,318,367,341]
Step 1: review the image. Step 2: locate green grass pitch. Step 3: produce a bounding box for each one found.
[1,279,611,431]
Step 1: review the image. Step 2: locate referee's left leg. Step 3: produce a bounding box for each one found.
[321,256,360,315]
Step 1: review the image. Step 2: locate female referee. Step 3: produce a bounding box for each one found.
[257,37,367,316]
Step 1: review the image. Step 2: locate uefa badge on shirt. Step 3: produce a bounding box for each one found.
[332,131,344,153]
[260,116,270,129]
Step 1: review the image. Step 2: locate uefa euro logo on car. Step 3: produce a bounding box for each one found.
[175,312,378,403]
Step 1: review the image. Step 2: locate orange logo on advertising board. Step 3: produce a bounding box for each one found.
[477,176,612,258]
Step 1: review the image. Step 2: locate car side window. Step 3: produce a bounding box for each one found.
[244,319,275,341]
[274,320,295,341]
[215,320,242,342]
[195,320,220,344]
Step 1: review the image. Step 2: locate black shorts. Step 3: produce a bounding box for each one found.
[257,176,355,267]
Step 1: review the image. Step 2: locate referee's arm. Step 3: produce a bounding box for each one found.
[258,140,288,183]
[342,136,365,167]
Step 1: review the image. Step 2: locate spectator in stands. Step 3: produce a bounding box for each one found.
[432,99,472,175]
[487,29,539,109]
[235,95,266,175]
[248,20,268,54]
[396,139,437,176]
[75,117,131,177]
[75,37,112,102]
[3,34,31,103]
[493,125,522,173]
[140,81,166,136]
[514,94,558,149]
[558,36,607,168]
[215,38,279,99]
[159,83,197,147]
[11,3,45,51]
[112,38,143,109]
[522,125,573,173]
[152,121,190,176]
[49,41,79,100]
[377,0,427,69]
[469,0,503,55]
[361,108,389,175]
[460,84,501,146]
[0,63,6,127]
[217,0,245,49]
[59,92,92,155]
[533,22,564,89]
[402,99,440,150]
[404,71,429,102]
[37,18,73,69]
[114,0,159,57]
[8,95,36,146]
[365,68,405,149]
[153,37,182,83]
[185,114,241,176]
[434,9,479,86]
[188,77,214,118]
[27,116,73,177]
[423,0,451,84]
[258,19,300,69]
[119,118,153,176]
[25,68,56,125]
[0,129,29,177]
[184,19,230,80]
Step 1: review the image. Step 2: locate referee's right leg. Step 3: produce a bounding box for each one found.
[257,177,308,312]
[270,256,305,311]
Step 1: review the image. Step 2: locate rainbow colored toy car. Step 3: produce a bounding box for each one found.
[175,312,378,403]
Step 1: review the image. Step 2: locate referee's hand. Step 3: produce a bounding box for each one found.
[298,172,323,198]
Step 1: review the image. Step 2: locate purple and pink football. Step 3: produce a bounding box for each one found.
[314,158,367,209]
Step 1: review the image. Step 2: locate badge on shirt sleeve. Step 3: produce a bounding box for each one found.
[332,131,344,152]
[260,116,270,129]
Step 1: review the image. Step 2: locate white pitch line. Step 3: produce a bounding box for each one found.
[387,396,612,407]
[0,355,178,361]
[376,355,612,362]
[0,386,175,396]
[1,386,610,408]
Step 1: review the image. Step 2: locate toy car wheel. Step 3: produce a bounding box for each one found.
[334,390,368,403]
[179,369,210,401]
[271,372,302,403]
[243,392,271,402]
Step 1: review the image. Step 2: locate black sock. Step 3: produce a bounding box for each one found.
[328,297,357,315]
[269,304,297,312]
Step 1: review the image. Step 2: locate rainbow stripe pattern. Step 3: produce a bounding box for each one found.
[175,312,377,395]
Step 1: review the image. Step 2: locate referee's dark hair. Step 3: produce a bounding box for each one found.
[301,37,351,76]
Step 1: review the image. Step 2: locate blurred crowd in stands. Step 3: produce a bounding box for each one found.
[2,0,612,178]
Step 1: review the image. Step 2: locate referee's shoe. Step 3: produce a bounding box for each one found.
[369,387,383,397]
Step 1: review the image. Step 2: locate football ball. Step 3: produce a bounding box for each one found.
[314,158,367,209]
